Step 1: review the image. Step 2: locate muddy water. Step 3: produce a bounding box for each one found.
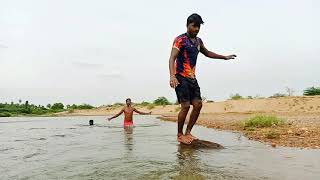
[0,116,319,179]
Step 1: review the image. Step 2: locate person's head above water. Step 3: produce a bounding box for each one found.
[125,98,131,106]
[186,13,204,38]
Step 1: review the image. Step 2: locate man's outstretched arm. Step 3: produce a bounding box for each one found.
[200,44,236,60]
[107,108,124,121]
[169,48,180,88]
[134,108,151,115]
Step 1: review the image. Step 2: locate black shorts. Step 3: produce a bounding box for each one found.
[175,74,202,104]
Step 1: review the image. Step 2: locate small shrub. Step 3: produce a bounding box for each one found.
[31,109,47,115]
[244,115,285,128]
[303,87,320,96]
[76,104,94,109]
[153,97,171,105]
[230,93,243,100]
[0,112,11,117]
[51,103,64,110]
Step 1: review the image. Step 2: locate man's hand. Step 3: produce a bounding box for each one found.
[224,54,237,60]
[170,76,180,88]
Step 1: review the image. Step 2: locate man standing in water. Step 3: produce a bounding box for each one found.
[107,98,151,127]
[169,13,237,144]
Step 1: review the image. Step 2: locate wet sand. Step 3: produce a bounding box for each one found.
[159,112,320,149]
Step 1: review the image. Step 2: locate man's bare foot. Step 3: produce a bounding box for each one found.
[177,135,192,144]
[185,133,198,141]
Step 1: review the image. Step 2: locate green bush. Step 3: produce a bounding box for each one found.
[153,97,171,105]
[244,115,284,128]
[77,104,94,109]
[0,108,9,113]
[51,108,65,113]
[51,103,64,110]
[230,93,243,100]
[19,107,32,114]
[31,109,47,115]
[303,87,320,96]
[0,101,98,116]
[0,112,11,117]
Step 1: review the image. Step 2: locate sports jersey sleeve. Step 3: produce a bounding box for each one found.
[173,37,184,51]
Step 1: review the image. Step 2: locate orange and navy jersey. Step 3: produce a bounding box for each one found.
[173,33,203,78]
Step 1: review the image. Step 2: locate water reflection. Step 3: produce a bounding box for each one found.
[123,126,134,157]
[173,145,205,180]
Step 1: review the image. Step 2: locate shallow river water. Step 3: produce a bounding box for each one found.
[0,116,319,179]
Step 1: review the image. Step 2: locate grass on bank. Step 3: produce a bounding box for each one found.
[244,115,285,128]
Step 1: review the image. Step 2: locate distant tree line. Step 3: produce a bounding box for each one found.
[229,86,320,100]
[303,87,320,96]
[0,101,95,117]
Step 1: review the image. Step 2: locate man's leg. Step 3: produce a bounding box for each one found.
[177,101,192,144]
[185,99,202,140]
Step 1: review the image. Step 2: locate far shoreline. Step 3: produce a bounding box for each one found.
[58,96,320,149]
[2,96,320,149]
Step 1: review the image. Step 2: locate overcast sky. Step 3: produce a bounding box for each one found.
[0,0,319,106]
